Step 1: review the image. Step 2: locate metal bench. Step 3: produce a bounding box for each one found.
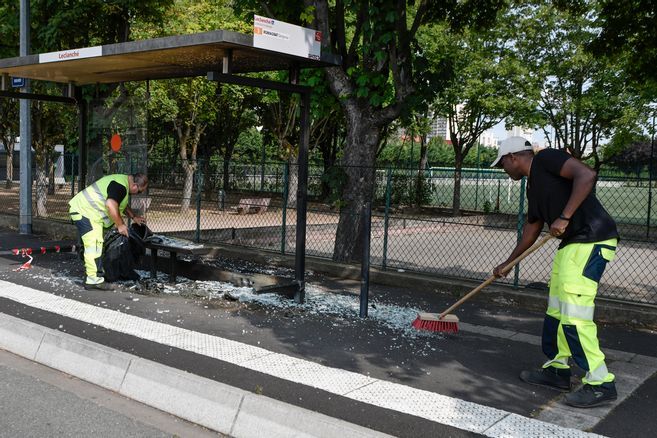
[143,237,210,283]
[231,197,270,214]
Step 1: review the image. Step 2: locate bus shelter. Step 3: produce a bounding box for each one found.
[0,28,340,303]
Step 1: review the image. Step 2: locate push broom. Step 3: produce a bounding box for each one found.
[412,234,554,333]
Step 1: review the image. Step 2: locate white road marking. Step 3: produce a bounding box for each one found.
[0,280,602,437]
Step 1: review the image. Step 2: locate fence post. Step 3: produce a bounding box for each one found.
[360,201,372,318]
[195,164,203,243]
[495,179,501,213]
[281,162,289,254]
[382,167,392,270]
[647,117,655,238]
[474,144,480,211]
[514,177,526,288]
[261,148,266,191]
[70,154,75,196]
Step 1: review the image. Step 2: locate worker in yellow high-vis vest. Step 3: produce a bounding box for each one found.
[491,137,620,408]
[69,173,148,290]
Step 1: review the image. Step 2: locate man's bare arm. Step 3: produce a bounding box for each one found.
[494,220,544,277]
[105,199,128,236]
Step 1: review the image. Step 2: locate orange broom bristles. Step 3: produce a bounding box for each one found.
[411,236,555,334]
[411,313,459,333]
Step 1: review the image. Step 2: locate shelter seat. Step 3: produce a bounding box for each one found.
[143,238,209,283]
[231,198,270,214]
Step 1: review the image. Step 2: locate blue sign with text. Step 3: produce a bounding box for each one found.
[11,77,25,88]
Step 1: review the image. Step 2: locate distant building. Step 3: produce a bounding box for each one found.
[506,126,534,140]
[478,130,499,148]
[428,115,450,142]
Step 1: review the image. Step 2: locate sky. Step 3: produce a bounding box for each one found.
[492,122,550,146]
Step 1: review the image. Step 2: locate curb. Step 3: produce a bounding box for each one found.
[0,312,392,438]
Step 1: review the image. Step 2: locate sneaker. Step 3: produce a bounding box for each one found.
[84,282,113,291]
[565,382,617,408]
[520,367,571,391]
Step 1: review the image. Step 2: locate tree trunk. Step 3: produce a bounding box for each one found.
[222,157,230,193]
[5,144,14,189]
[415,134,429,207]
[287,154,299,208]
[48,157,56,195]
[180,160,196,212]
[201,149,214,201]
[452,154,463,216]
[35,167,48,217]
[333,112,381,263]
[320,125,338,200]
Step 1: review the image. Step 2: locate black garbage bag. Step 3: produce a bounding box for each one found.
[102,223,152,282]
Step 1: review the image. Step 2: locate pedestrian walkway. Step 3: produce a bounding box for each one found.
[0,229,656,437]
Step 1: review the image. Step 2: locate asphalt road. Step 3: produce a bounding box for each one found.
[0,348,222,438]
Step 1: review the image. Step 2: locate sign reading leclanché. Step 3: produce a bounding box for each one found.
[39,46,102,64]
[253,15,321,60]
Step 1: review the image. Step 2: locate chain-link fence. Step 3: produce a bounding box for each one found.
[1,153,655,306]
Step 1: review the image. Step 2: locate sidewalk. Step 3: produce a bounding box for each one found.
[0,228,656,437]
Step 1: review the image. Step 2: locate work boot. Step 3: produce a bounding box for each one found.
[565,382,617,408]
[84,282,113,291]
[520,366,571,391]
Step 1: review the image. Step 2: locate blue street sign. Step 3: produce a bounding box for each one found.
[11,77,25,88]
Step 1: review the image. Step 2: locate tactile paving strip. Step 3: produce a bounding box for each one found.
[242,352,377,395]
[0,280,603,437]
[346,380,507,433]
[485,413,605,438]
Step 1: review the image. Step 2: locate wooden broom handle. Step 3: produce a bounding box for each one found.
[439,234,554,318]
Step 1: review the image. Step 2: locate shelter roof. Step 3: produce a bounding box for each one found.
[0,30,339,85]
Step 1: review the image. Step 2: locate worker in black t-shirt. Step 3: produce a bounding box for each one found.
[491,137,619,408]
[69,173,148,290]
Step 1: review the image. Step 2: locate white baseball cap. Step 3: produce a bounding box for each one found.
[490,136,533,168]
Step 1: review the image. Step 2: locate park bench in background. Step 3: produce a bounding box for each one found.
[231,197,271,214]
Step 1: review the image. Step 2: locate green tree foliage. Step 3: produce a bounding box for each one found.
[0,0,173,207]
[591,0,657,97]
[0,3,18,188]
[605,137,653,177]
[212,84,260,192]
[0,2,18,56]
[509,1,646,170]
[378,137,497,168]
[432,20,531,214]
[310,0,505,261]
[0,96,18,188]
[133,0,254,208]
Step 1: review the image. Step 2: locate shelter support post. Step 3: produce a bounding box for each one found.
[19,0,31,234]
[294,88,310,304]
[19,80,32,235]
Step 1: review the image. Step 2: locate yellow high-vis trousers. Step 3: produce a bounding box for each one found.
[541,238,617,385]
[70,211,106,285]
